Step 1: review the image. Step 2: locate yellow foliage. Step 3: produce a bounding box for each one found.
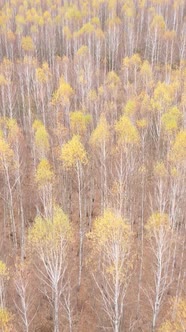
[107,16,121,28]
[173,0,185,10]
[123,99,137,115]
[0,118,20,169]
[43,10,52,23]
[174,298,186,330]
[35,126,49,150]
[158,320,174,332]
[150,15,166,32]
[152,82,175,111]
[35,159,54,187]
[136,118,148,129]
[0,261,9,279]
[76,45,89,57]
[15,14,26,26]
[34,123,50,156]
[0,75,7,86]
[32,119,43,131]
[95,27,105,39]
[154,161,167,177]
[51,76,74,106]
[87,89,97,102]
[0,12,8,28]
[6,118,20,143]
[122,56,130,69]
[91,16,100,26]
[130,53,142,68]
[1,58,13,72]
[78,22,94,35]
[170,167,179,178]
[140,60,152,78]
[0,137,14,164]
[122,0,135,17]
[163,29,176,41]
[0,308,12,332]
[23,55,37,67]
[21,36,35,52]
[78,70,86,84]
[115,115,139,145]
[65,4,82,21]
[28,205,72,248]
[36,62,52,83]
[170,130,186,162]
[89,209,131,251]
[70,111,91,135]
[161,106,182,134]
[122,53,141,70]
[140,93,152,113]
[146,213,169,233]
[61,135,88,168]
[159,297,186,332]
[139,0,146,8]
[106,71,120,88]
[25,7,42,23]
[108,0,117,10]
[98,85,104,96]
[63,26,72,39]
[181,87,186,107]
[91,0,105,10]
[88,209,132,278]
[90,114,110,147]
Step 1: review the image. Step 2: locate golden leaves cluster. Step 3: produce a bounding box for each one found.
[28,205,72,250]
[61,135,88,169]
[33,120,50,158]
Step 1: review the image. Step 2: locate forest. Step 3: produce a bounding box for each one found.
[0,0,185,331]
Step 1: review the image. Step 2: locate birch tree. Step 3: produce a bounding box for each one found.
[0,127,17,248]
[61,135,88,287]
[35,158,54,219]
[114,114,139,218]
[88,210,134,332]
[14,262,37,332]
[28,206,72,332]
[145,213,173,332]
[0,261,12,332]
[90,114,110,212]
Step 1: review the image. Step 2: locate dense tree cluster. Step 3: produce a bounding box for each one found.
[0,0,185,331]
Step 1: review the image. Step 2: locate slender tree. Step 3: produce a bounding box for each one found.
[88,209,134,332]
[28,205,72,332]
[61,135,88,287]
